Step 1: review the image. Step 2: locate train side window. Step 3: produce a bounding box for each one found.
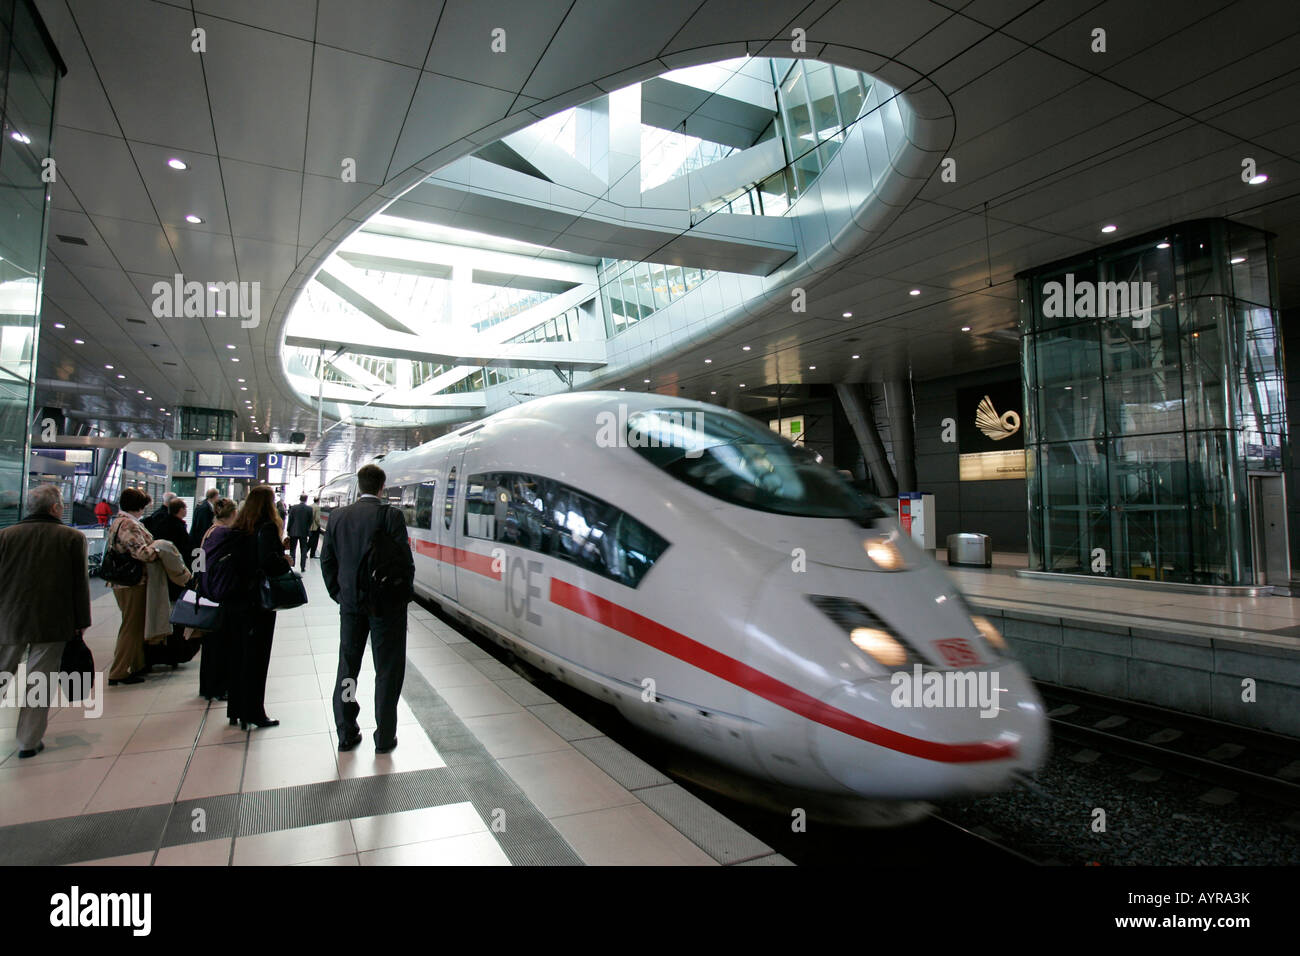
[400,484,418,527]
[416,481,435,529]
[464,475,494,539]
[444,467,457,530]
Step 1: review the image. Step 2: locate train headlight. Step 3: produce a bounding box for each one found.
[971,614,1007,652]
[862,533,905,571]
[849,627,908,667]
[807,595,921,670]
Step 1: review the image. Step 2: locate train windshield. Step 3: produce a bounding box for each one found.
[625,408,886,520]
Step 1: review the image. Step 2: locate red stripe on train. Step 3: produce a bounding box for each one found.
[411,538,501,580]
[548,577,1017,765]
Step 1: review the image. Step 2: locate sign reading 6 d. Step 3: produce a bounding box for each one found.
[504,554,543,625]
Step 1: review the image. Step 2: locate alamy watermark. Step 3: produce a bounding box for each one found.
[890,664,1001,718]
[595,404,707,458]
[1042,273,1154,328]
[151,274,261,328]
[1,670,103,718]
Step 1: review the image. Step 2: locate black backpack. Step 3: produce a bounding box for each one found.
[360,504,413,614]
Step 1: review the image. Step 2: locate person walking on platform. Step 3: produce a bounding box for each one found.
[320,464,414,754]
[146,491,176,526]
[226,486,291,730]
[0,485,92,759]
[189,487,219,561]
[307,497,322,560]
[94,498,112,527]
[106,488,161,685]
[286,494,313,571]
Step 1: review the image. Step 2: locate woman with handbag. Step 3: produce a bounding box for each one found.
[106,488,160,685]
[195,497,237,701]
[226,485,295,730]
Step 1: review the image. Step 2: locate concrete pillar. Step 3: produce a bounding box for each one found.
[882,378,916,493]
[835,383,897,498]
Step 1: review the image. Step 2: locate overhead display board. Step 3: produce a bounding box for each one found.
[196,453,258,478]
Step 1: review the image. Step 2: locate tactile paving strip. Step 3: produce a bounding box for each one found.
[572,736,672,791]
[636,783,776,865]
[401,661,584,866]
[0,804,172,866]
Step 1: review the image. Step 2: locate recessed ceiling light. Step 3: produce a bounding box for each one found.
[231,357,239,362]
[145,396,151,401]
[842,311,852,318]
[808,365,816,370]
[226,344,236,349]
[73,338,84,344]
[1065,386,1073,391]
[240,386,248,391]
[104,364,113,369]
[116,374,125,379]
[1249,174,1268,185]
[185,214,203,224]
[643,378,650,383]
[11,131,30,144]
[851,354,860,359]
[53,322,65,329]
[165,412,171,416]
[961,326,972,332]
[909,289,921,296]
[1101,224,1118,233]
[710,390,717,395]
[167,158,188,170]
[704,359,712,364]
[215,310,226,316]
[739,383,745,388]
[136,389,144,394]
[1230,256,1246,264]
[618,387,626,391]
[742,345,751,351]
[237,378,246,383]
[1157,242,1171,249]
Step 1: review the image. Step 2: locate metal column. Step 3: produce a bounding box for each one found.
[835,383,897,498]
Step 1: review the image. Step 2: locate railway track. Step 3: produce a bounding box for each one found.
[1038,682,1300,810]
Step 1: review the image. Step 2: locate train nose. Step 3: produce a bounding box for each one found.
[810,664,1049,800]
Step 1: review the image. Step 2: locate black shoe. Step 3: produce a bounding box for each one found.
[241,717,280,730]
[109,675,145,686]
[375,737,398,755]
[17,743,45,759]
[338,731,364,752]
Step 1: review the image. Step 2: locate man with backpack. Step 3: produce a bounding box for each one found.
[319,464,414,754]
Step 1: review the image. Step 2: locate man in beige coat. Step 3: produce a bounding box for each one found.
[0,485,92,758]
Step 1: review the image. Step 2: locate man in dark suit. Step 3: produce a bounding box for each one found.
[189,488,219,561]
[0,485,92,758]
[320,464,413,754]
[285,495,314,571]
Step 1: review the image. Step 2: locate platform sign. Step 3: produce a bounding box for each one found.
[196,453,258,478]
[30,448,97,475]
[122,450,167,477]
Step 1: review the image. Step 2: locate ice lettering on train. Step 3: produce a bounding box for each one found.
[504,554,542,625]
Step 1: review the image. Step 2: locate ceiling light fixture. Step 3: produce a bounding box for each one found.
[742,345,751,351]
[1101,224,1118,233]
[11,131,30,144]
[961,326,972,332]
[704,359,712,364]
[851,354,860,359]
[74,338,84,344]
[231,357,240,362]
[1157,241,1171,249]
[226,344,236,349]
[53,322,65,329]
[1249,174,1268,185]
[1230,256,1246,265]
[167,158,188,170]
[909,289,921,296]
[842,311,852,318]
[104,364,113,370]
[116,374,125,379]
[185,214,203,224]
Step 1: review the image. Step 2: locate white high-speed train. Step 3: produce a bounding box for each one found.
[319,392,1048,820]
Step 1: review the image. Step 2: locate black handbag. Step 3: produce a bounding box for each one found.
[260,569,308,611]
[59,636,95,702]
[99,521,144,586]
[170,588,225,630]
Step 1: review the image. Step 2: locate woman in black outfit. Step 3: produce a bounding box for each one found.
[196,497,238,701]
[227,485,292,730]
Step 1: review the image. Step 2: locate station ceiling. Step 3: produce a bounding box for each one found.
[30,0,1300,470]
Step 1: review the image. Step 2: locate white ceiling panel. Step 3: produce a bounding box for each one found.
[387,72,516,177]
[192,0,318,40]
[89,215,180,275]
[196,15,313,170]
[315,0,446,67]
[303,45,420,184]
[424,0,572,94]
[52,128,157,222]
[220,158,303,244]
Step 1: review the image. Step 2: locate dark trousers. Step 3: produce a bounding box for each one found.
[333,607,407,747]
[307,529,320,558]
[227,603,276,723]
[199,621,231,699]
[288,536,308,571]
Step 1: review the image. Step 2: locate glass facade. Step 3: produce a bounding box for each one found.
[1020,219,1284,586]
[0,0,60,529]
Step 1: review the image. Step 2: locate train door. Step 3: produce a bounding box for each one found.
[439,445,465,603]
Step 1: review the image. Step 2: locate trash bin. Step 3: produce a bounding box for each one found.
[947,533,992,568]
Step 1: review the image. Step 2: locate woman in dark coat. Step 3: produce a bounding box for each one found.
[226,485,293,730]
[196,497,238,701]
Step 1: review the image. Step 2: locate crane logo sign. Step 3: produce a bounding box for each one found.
[975,395,1020,441]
